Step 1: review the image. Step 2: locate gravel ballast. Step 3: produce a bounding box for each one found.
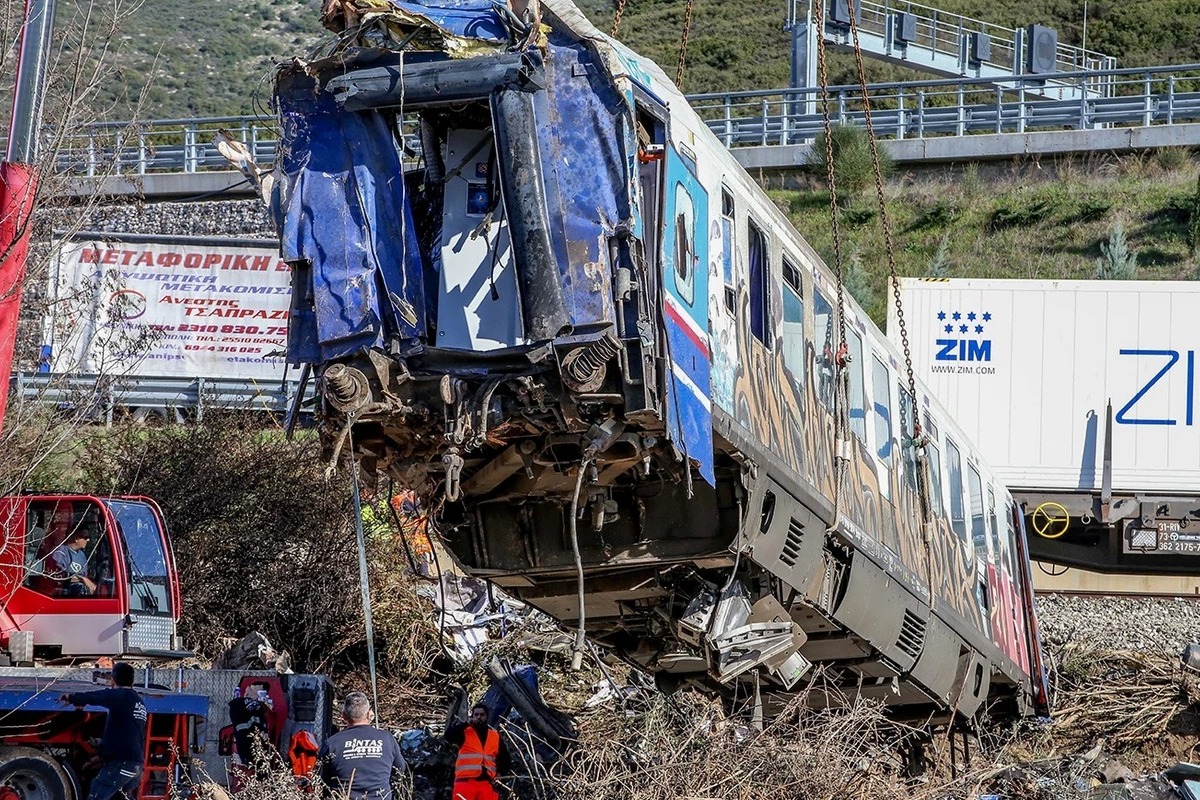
[1037,594,1200,653]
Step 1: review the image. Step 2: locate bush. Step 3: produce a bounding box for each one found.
[988,201,1052,232]
[808,124,895,201]
[75,414,407,673]
[1155,147,1193,172]
[1095,221,1138,280]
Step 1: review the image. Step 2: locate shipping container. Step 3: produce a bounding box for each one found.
[889,277,1200,495]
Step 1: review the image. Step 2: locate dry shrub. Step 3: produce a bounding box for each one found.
[550,679,926,800]
[75,412,439,675]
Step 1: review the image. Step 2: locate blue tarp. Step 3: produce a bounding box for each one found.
[278,84,427,365]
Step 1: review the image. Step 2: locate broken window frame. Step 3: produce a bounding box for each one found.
[747,218,769,345]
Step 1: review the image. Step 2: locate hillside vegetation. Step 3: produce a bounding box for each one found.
[776,151,1200,325]
[31,0,1200,120]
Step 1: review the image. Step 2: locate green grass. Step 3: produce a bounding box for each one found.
[773,153,1200,325]
[580,0,1200,95]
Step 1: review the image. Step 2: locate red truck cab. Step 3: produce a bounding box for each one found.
[0,495,183,660]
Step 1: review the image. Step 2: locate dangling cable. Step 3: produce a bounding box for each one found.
[610,0,628,37]
[846,7,937,604]
[347,431,381,717]
[813,0,852,532]
[675,0,695,90]
[568,456,594,671]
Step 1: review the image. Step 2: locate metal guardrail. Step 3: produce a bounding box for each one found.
[10,372,313,423]
[689,64,1200,147]
[842,0,1116,89]
[13,63,1200,179]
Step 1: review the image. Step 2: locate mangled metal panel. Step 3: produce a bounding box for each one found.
[319,0,510,57]
[276,84,427,363]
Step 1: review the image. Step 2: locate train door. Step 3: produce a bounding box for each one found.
[986,485,1023,666]
[636,89,713,486]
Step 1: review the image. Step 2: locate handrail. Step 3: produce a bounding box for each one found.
[688,63,1200,102]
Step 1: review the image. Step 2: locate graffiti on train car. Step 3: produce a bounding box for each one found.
[715,266,989,632]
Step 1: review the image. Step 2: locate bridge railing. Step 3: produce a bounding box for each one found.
[10,371,311,423]
[21,62,1200,178]
[689,63,1200,147]
[44,115,281,178]
[853,0,1115,78]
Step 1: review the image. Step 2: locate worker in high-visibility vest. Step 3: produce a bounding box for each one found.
[444,704,511,800]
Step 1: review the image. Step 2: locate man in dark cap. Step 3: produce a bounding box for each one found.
[59,662,148,800]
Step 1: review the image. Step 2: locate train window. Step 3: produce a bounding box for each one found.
[945,438,968,543]
[672,183,696,306]
[813,289,835,410]
[1005,501,1021,577]
[899,389,917,491]
[871,356,893,461]
[748,219,769,344]
[923,413,945,518]
[988,487,1003,566]
[782,259,805,386]
[847,328,866,442]
[721,187,734,314]
[967,464,987,559]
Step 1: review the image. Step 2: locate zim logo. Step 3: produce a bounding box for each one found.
[933,309,993,362]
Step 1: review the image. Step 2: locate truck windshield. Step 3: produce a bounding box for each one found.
[104,500,172,616]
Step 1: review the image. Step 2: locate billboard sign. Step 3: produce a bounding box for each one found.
[47,235,291,381]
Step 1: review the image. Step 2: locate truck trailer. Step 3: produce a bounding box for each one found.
[890,277,1200,574]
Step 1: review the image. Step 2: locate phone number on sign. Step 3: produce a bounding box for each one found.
[176,324,287,335]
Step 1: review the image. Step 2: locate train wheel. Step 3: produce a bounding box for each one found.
[0,747,74,800]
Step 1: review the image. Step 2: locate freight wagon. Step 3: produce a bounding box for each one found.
[892,277,1200,574]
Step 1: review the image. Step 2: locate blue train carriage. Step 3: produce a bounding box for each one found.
[273,0,1049,722]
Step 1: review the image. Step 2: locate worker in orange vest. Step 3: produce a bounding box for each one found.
[444,704,510,800]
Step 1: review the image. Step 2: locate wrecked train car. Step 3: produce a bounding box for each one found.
[273,0,1050,722]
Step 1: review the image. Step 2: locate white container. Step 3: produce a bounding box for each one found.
[889,278,1200,494]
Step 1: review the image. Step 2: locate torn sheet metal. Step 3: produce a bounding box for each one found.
[277,79,426,364]
[320,0,510,57]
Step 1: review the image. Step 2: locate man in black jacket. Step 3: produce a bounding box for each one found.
[59,662,147,800]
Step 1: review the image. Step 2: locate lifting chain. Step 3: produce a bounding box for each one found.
[610,0,627,38]
[845,10,917,414]
[675,0,695,90]
[812,0,852,528]
[845,7,936,607]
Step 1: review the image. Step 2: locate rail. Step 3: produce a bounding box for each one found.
[9,63,1200,178]
[10,372,313,423]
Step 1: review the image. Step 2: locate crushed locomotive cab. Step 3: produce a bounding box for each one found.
[272,0,1050,723]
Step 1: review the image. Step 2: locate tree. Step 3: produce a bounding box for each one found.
[1094,221,1137,280]
[844,252,876,311]
[0,0,157,496]
[808,123,895,201]
[928,233,951,278]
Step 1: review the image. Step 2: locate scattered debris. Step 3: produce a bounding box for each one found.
[213,631,292,672]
